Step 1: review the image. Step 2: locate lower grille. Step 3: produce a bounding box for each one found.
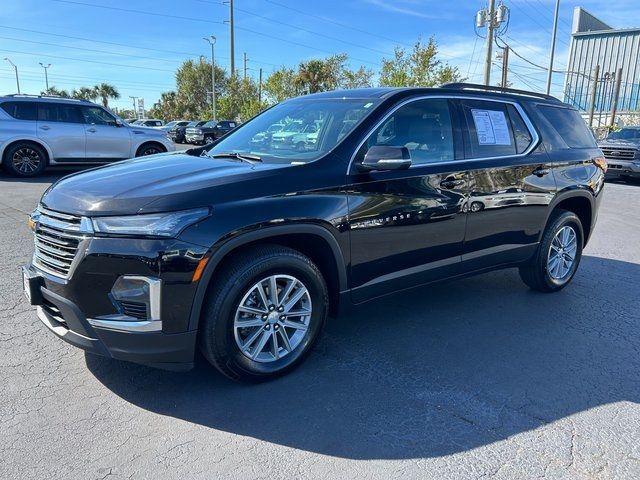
[119,301,149,319]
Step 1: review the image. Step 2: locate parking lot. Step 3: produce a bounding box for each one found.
[0,171,639,479]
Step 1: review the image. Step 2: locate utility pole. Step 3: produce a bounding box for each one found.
[243,52,248,80]
[545,0,560,94]
[609,67,623,128]
[129,96,138,117]
[476,2,508,86]
[587,64,600,127]
[204,36,217,121]
[229,0,235,76]
[39,62,51,91]
[484,0,496,85]
[4,58,20,94]
[500,46,509,88]
[258,67,263,104]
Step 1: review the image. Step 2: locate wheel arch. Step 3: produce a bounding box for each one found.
[0,137,52,166]
[544,189,594,245]
[187,224,348,331]
[135,140,167,157]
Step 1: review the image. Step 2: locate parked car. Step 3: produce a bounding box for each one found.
[160,120,190,132]
[250,122,285,148]
[185,120,238,145]
[0,95,175,177]
[170,121,206,144]
[135,118,164,128]
[598,126,640,181]
[22,84,605,381]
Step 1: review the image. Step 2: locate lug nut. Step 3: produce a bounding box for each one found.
[274,324,279,330]
[277,306,284,312]
[280,315,286,320]
[262,314,268,320]
[265,324,271,330]
[269,305,275,311]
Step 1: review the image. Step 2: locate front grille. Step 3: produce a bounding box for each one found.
[601,147,637,161]
[32,207,87,278]
[119,300,148,319]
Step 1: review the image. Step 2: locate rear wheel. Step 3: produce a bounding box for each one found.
[519,210,583,292]
[3,142,47,177]
[199,245,328,382]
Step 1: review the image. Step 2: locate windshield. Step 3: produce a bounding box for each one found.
[187,121,200,127]
[203,121,217,128]
[164,121,178,128]
[206,98,379,163]
[607,128,640,140]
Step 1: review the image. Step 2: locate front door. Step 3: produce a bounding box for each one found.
[81,105,132,161]
[347,98,468,303]
[36,102,86,161]
[456,99,557,270]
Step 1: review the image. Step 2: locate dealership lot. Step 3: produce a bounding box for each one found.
[0,173,639,479]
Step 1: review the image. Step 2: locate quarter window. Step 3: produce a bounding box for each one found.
[1,101,37,120]
[359,98,455,165]
[538,105,597,149]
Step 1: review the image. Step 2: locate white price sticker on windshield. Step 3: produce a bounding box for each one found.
[471,109,512,145]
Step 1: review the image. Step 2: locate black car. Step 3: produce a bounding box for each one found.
[185,120,238,145]
[598,126,640,180]
[23,84,606,381]
[169,121,205,144]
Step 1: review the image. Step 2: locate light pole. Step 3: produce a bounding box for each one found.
[129,96,138,119]
[203,35,217,121]
[39,62,51,91]
[4,58,20,94]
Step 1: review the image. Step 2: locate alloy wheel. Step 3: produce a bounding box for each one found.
[547,225,578,280]
[234,274,312,363]
[12,147,41,174]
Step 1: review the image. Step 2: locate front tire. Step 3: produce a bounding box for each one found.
[199,245,328,382]
[519,210,584,292]
[136,143,166,157]
[3,142,47,177]
[204,135,214,144]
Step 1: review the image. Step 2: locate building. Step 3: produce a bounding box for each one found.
[564,7,640,121]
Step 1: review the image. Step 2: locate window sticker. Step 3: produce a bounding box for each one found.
[471,109,512,145]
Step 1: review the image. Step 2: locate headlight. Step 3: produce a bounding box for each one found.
[92,207,210,237]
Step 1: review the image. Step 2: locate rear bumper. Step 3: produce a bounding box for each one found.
[37,285,196,371]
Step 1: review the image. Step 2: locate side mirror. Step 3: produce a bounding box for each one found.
[115,119,123,127]
[357,145,411,172]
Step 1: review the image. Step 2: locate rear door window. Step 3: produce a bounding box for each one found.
[38,103,83,123]
[460,100,518,158]
[1,101,38,120]
[538,106,596,148]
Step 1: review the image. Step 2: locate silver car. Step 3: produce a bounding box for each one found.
[0,95,175,177]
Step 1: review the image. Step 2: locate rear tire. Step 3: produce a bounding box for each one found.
[199,245,328,382]
[3,142,47,177]
[519,210,584,292]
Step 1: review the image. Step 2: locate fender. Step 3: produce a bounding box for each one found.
[0,136,54,165]
[187,223,348,331]
[538,187,596,243]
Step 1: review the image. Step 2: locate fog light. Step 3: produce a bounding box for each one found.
[110,276,161,321]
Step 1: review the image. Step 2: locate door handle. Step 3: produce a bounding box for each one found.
[87,128,97,133]
[39,125,50,131]
[533,167,551,177]
[440,179,465,189]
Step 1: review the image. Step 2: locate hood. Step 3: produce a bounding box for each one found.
[128,125,166,136]
[599,138,640,148]
[41,153,285,216]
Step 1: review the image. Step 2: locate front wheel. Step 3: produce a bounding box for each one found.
[519,210,584,292]
[136,143,165,157]
[204,135,214,144]
[199,245,328,382]
[3,142,47,177]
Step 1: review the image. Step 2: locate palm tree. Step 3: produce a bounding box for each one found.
[71,86,97,101]
[42,86,71,98]
[93,83,120,108]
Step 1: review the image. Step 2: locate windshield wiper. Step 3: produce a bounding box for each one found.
[206,152,262,163]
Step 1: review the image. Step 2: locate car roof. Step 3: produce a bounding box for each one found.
[0,94,96,105]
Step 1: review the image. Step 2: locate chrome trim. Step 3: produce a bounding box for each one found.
[347,94,541,173]
[116,276,162,320]
[88,316,162,333]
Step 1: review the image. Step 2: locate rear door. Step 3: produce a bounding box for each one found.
[347,97,468,302]
[457,98,556,270]
[36,102,86,161]
[82,105,132,161]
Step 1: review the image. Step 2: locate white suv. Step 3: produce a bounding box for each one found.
[0,95,175,177]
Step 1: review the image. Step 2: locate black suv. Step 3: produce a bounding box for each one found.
[185,120,237,144]
[22,84,606,381]
[169,120,205,144]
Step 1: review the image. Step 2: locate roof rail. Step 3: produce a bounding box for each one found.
[3,94,92,102]
[441,83,560,102]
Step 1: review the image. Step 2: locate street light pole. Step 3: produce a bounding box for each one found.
[203,36,217,121]
[4,58,20,94]
[39,62,51,91]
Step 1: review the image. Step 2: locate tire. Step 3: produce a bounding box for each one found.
[3,142,47,177]
[199,245,328,382]
[470,201,484,212]
[204,135,214,144]
[519,209,584,292]
[295,141,306,152]
[135,143,166,157]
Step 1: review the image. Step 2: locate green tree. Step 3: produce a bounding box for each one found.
[93,83,120,107]
[263,67,302,103]
[41,86,71,98]
[379,37,462,87]
[218,76,266,121]
[174,58,228,119]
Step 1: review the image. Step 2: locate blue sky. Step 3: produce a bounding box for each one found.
[0,0,637,111]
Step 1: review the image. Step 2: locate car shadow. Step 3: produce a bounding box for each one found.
[85,255,640,460]
[0,167,86,183]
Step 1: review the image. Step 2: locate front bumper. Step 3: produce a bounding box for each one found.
[185,134,204,143]
[605,160,640,178]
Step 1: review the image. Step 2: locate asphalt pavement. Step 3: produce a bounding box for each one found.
[0,170,639,479]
